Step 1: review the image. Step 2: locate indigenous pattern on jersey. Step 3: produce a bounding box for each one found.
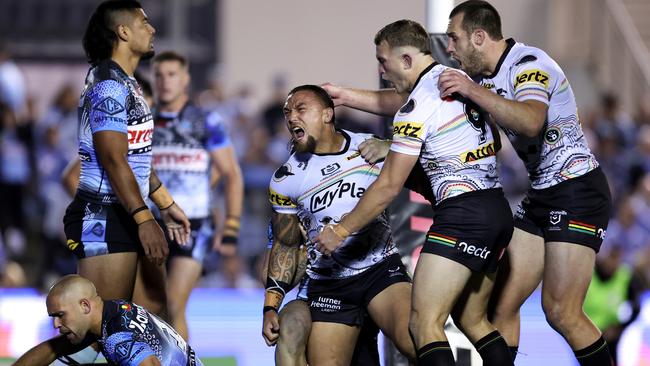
[478,39,598,189]
[77,60,153,204]
[390,63,501,203]
[99,300,201,366]
[152,104,230,218]
[269,130,396,280]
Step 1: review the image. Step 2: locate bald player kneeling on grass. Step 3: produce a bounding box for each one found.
[13,275,202,366]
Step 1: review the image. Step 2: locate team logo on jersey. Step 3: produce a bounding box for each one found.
[549,210,566,228]
[269,188,296,208]
[310,180,365,213]
[393,122,423,139]
[514,69,550,89]
[544,127,562,144]
[90,222,105,237]
[460,142,496,163]
[94,97,125,115]
[273,164,294,182]
[515,55,538,66]
[398,99,416,115]
[321,163,341,176]
[115,340,134,361]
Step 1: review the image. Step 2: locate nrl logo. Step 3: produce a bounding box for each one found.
[549,210,567,225]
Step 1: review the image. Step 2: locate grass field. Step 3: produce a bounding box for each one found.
[0,357,237,366]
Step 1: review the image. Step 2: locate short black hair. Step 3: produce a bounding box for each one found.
[153,50,189,69]
[450,0,503,40]
[82,0,143,66]
[374,19,431,55]
[288,85,336,124]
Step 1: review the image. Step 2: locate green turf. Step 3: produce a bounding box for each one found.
[0,357,237,366]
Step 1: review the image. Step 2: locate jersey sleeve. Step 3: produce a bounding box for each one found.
[510,55,557,106]
[103,331,157,366]
[204,111,231,151]
[389,88,436,156]
[269,164,299,215]
[88,79,129,134]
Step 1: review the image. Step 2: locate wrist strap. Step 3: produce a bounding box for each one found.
[132,206,154,225]
[149,185,174,210]
[330,223,350,239]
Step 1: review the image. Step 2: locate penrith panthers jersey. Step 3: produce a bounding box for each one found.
[478,39,598,189]
[77,60,153,204]
[390,63,501,204]
[269,130,396,280]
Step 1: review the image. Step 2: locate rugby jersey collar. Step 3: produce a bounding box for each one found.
[485,38,516,79]
[412,62,439,91]
[312,128,351,156]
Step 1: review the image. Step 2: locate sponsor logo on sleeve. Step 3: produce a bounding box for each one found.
[392,122,424,139]
[269,188,296,208]
[514,69,550,89]
[94,97,125,115]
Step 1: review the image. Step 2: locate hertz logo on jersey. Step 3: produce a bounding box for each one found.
[393,122,423,139]
[514,69,550,89]
[269,188,296,208]
[460,142,497,163]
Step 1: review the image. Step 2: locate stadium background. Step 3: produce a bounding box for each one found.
[1,0,650,365]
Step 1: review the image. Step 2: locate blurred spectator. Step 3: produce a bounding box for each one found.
[593,92,636,149]
[200,254,260,289]
[583,244,643,363]
[0,101,33,256]
[261,73,288,136]
[605,195,650,265]
[0,40,26,114]
[38,84,81,161]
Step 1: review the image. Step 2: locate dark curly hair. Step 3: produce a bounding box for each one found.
[82,0,143,66]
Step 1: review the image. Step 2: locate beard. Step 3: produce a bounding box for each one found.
[293,135,317,153]
[459,44,483,78]
[141,49,155,61]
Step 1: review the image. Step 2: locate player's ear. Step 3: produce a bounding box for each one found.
[323,107,334,124]
[401,53,412,70]
[80,299,92,314]
[116,24,130,42]
[472,29,486,47]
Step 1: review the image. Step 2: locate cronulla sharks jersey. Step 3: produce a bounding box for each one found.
[152,104,230,218]
[77,60,153,204]
[390,63,501,203]
[478,39,598,189]
[269,130,396,280]
[99,300,201,366]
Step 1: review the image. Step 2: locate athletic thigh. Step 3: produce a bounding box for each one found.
[132,255,168,317]
[307,321,360,366]
[78,252,138,300]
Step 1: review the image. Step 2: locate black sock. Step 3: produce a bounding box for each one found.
[509,346,519,361]
[574,336,613,366]
[417,341,455,366]
[474,330,513,366]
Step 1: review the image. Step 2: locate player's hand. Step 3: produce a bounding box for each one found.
[313,225,345,256]
[138,220,169,265]
[262,310,280,346]
[359,138,391,164]
[212,233,237,257]
[321,82,346,107]
[438,68,475,99]
[160,203,191,246]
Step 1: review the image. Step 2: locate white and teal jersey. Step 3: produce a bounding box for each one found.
[77,60,153,204]
[269,130,396,280]
[478,39,598,189]
[390,63,501,204]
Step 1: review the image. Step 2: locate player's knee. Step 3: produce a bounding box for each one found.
[542,297,580,331]
[409,307,446,337]
[278,303,311,347]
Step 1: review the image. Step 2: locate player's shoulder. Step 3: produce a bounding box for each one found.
[270,153,304,188]
[508,42,562,73]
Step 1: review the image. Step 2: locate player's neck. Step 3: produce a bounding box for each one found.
[158,95,189,113]
[407,55,435,92]
[483,39,509,76]
[89,299,104,337]
[314,128,344,154]
[111,52,140,77]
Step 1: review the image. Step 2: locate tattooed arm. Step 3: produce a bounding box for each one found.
[262,212,306,346]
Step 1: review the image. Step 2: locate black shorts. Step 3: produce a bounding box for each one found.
[514,167,612,252]
[162,217,212,262]
[63,195,141,259]
[307,254,410,326]
[422,188,513,273]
